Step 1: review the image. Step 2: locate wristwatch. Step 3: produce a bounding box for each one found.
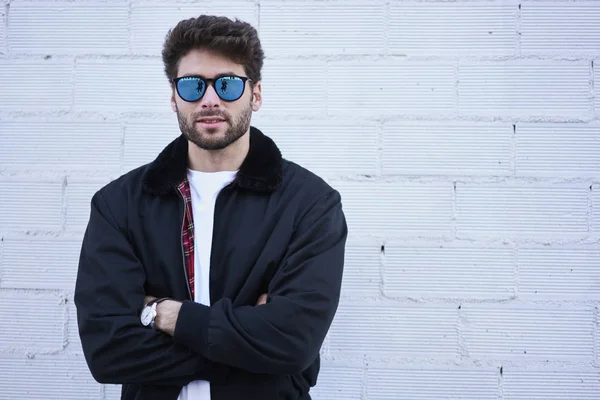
[140,297,169,328]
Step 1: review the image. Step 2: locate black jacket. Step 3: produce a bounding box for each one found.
[74,127,348,400]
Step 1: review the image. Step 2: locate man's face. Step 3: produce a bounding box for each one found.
[171,48,262,150]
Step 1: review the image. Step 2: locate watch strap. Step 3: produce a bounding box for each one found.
[146,297,170,308]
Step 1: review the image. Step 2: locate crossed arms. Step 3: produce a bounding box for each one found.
[74,189,347,386]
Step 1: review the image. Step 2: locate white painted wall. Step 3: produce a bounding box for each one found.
[0,0,599,399]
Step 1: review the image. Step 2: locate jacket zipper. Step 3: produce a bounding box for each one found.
[176,186,193,301]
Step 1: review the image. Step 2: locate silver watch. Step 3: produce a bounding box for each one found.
[140,298,168,328]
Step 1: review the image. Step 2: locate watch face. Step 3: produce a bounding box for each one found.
[140,306,154,326]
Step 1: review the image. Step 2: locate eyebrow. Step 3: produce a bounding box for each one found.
[180,72,239,78]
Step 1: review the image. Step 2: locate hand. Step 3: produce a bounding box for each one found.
[256,293,268,306]
[143,295,180,336]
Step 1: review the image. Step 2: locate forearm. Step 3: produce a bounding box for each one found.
[175,296,336,374]
[76,287,229,386]
[75,191,230,386]
[154,190,347,375]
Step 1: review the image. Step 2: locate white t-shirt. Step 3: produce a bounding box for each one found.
[177,168,237,400]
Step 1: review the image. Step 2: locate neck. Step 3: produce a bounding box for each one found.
[187,131,249,173]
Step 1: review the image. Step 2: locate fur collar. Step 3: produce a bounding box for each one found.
[142,126,283,196]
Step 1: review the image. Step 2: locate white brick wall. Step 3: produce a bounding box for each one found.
[388,2,518,56]
[1,1,599,399]
[520,2,600,57]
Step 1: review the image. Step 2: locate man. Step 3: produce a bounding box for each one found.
[74,14,347,400]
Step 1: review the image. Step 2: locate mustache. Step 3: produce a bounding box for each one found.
[191,111,230,121]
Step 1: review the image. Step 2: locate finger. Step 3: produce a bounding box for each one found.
[256,293,268,306]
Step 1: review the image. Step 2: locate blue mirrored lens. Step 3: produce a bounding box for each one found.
[177,77,205,101]
[215,76,245,101]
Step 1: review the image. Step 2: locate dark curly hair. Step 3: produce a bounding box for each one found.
[162,15,264,84]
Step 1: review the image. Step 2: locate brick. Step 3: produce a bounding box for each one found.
[260,60,327,117]
[456,184,588,240]
[0,291,65,353]
[339,240,381,297]
[521,2,600,56]
[0,121,122,171]
[382,121,512,176]
[519,247,600,299]
[130,1,258,55]
[256,119,378,177]
[384,244,514,299]
[333,181,453,238]
[462,305,594,361]
[65,178,110,233]
[0,179,63,232]
[310,364,363,400]
[328,303,458,358]
[0,59,72,111]
[516,122,600,177]
[1,237,81,290]
[261,1,385,56]
[366,368,498,400]
[327,60,456,117]
[124,121,179,171]
[459,60,591,119]
[8,2,128,55]
[104,385,122,400]
[74,59,169,113]
[389,2,516,56]
[0,355,102,399]
[503,369,600,400]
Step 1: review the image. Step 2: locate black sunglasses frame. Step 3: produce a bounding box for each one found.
[172,75,252,103]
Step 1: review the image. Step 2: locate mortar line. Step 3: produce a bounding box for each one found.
[513,241,520,301]
[587,184,593,239]
[61,175,68,234]
[0,236,4,287]
[3,1,8,56]
[593,305,598,367]
[511,123,517,177]
[120,120,126,175]
[379,238,386,299]
[498,363,504,400]
[516,3,522,58]
[383,0,390,57]
[256,0,260,32]
[128,1,133,55]
[452,181,457,239]
[62,292,70,351]
[376,119,384,178]
[455,58,460,118]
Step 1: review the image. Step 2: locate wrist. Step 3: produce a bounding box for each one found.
[155,299,182,336]
[140,297,170,328]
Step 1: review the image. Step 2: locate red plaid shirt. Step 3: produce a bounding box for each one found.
[177,179,195,299]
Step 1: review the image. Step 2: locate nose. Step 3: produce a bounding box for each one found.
[199,83,220,108]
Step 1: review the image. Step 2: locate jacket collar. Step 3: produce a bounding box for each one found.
[142,126,283,196]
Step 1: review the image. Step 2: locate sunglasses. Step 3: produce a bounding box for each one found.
[173,75,252,102]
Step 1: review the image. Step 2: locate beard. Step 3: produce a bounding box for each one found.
[176,101,253,151]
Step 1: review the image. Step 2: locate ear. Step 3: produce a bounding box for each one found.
[251,81,262,112]
[170,88,177,113]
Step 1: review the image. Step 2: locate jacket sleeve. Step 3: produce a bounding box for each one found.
[74,190,229,386]
[173,189,348,374]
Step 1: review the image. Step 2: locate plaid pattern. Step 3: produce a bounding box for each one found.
[177,179,195,299]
